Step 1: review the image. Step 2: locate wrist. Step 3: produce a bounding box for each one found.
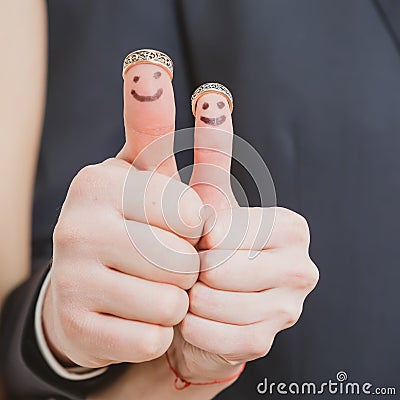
[166,347,245,387]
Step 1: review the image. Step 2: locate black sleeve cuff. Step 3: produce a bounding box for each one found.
[0,263,126,400]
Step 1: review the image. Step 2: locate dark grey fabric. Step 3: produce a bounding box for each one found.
[2,0,399,398]
[0,263,126,399]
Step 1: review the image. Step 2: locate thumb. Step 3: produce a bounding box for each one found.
[189,83,237,211]
[117,49,178,178]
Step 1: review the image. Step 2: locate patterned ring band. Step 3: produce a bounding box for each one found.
[191,82,233,116]
[122,49,174,79]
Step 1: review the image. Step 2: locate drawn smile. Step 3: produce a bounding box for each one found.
[131,88,163,102]
[200,115,227,126]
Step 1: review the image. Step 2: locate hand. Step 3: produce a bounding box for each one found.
[42,62,204,368]
[167,90,320,383]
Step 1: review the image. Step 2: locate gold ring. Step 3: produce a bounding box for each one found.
[122,49,174,79]
[191,82,233,116]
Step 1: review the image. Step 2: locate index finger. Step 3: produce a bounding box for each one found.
[189,83,237,210]
[117,49,178,177]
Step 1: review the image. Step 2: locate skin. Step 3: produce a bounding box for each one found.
[0,0,47,309]
[0,1,47,398]
[1,3,319,398]
[90,83,320,399]
[167,93,319,383]
[43,63,201,369]
[199,100,227,126]
[131,69,164,102]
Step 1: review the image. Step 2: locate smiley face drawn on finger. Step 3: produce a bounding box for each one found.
[199,100,227,126]
[130,70,164,102]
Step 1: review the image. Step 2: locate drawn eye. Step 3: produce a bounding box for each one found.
[202,102,209,110]
[153,71,161,79]
[217,101,225,109]
[133,76,140,83]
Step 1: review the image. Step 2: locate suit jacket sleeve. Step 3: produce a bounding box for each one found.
[0,263,126,400]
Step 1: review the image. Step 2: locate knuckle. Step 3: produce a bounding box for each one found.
[244,329,274,360]
[277,208,310,246]
[101,157,128,169]
[287,259,319,290]
[53,216,96,252]
[70,165,101,195]
[159,288,189,325]
[140,326,173,359]
[69,164,118,203]
[257,338,274,359]
[278,302,302,328]
[53,218,83,248]
[53,208,115,252]
[175,273,198,291]
[250,341,273,360]
[131,124,175,137]
[308,261,320,289]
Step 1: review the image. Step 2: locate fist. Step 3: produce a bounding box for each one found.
[166,90,319,383]
[180,208,318,371]
[43,62,203,368]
